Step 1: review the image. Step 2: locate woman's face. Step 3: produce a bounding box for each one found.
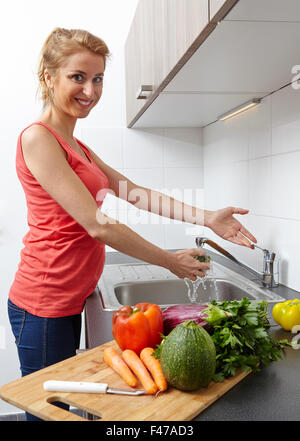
[46,50,105,119]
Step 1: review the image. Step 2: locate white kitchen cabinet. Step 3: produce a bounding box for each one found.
[223,0,300,21]
[125,0,212,127]
[125,0,300,128]
[124,0,156,127]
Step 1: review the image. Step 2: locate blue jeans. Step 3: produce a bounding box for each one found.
[7,298,81,421]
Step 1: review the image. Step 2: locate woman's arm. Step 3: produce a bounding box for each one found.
[125,184,256,247]
[87,147,206,222]
[21,125,207,280]
[88,148,256,248]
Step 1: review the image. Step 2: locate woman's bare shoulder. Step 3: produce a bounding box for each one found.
[21,124,66,160]
[21,124,54,147]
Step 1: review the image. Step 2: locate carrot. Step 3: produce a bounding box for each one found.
[121,349,158,395]
[140,347,168,392]
[103,347,138,388]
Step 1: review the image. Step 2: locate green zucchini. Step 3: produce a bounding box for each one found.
[160,320,216,391]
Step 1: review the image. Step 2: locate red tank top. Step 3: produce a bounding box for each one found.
[9,121,109,317]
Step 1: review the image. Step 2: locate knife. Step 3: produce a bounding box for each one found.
[43,380,146,396]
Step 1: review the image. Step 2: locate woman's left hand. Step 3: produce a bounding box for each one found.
[205,207,257,248]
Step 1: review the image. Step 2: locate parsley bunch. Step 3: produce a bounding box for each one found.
[202,297,290,382]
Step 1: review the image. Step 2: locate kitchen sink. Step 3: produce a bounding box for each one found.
[115,279,260,306]
[98,262,286,311]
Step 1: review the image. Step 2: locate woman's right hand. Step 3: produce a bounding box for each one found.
[167,248,210,281]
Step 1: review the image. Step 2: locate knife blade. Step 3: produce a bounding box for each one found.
[43,380,146,395]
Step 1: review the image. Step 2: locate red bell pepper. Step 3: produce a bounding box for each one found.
[112,302,163,354]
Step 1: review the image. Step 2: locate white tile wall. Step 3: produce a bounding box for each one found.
[248,95,272,159]
[163,128,202,167]
[271,151,300,220]
[123,168,165,191]
[203,110,248,168]
[164,167,203,205]
[80,127,203,252]
[271,85,300,155]
[203,212,300,291]
[123,129,164,169]
[81,127,123,168]
[203,83,300,292]
[249,156,272,216]
[204,161,249,211]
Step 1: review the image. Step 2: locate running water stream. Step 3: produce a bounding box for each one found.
[184,261,219,303]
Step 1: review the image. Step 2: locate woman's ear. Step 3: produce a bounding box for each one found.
[44,69,54,89]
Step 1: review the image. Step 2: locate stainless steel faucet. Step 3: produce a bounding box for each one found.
[195,237,279,288]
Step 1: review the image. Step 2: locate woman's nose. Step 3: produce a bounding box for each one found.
[82,81,95,98]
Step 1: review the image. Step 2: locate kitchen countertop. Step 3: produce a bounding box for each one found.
[84,249,300,421]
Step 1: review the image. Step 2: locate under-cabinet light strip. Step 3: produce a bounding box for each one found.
[218,98,261,121]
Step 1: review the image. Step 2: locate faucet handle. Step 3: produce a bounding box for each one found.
[250,242,267,252]
[251,242,276,261]
[251,243,279,287]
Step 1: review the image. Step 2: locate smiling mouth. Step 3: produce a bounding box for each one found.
[75,98,93,109]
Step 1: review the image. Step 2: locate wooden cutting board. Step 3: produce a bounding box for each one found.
[0,340,250,421]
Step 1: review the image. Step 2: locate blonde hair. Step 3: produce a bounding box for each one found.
[37,27,110,106]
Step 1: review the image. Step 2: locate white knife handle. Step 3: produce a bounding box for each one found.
[43,380,108,394]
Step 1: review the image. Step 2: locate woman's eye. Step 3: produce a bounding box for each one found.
[70,74,103,84]
[72,74,83,82]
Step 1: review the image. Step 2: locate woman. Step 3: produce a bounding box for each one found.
[8,28,256,420]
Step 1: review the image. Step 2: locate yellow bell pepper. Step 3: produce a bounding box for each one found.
[272,299,300,331]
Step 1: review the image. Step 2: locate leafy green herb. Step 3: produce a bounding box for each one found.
[194,255,211,263]
[201,304,232,325]
[202,297,290,382]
